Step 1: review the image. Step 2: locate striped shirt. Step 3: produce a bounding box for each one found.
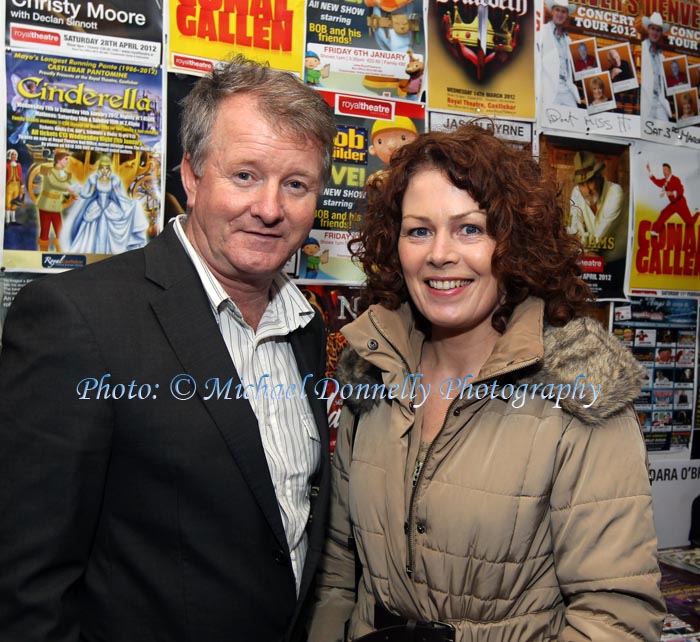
[174,216,321,594]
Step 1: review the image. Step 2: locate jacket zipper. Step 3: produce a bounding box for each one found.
[405,399,456,577]
[404,358,540,578]
[365,309,543,579]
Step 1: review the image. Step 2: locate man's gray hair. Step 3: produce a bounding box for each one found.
[179,54,337,183]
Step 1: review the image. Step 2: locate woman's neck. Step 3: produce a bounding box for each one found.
[421,323,501,380]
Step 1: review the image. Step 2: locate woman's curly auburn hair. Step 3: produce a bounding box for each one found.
[350,123,592,332]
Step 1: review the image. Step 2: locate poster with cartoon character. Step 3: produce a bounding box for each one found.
[304,0,425,101]
[293,90,424,283]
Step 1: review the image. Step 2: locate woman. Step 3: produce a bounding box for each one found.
[678,92,696,120]
[309,125,665,642]
[589,76,611,105]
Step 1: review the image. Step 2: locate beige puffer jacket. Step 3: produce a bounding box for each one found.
[308,297,665,642]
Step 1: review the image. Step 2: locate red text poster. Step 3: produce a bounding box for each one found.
[629,140,700,297]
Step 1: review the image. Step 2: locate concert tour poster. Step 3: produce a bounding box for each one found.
[538,0,641,138]
[639,0,700,150]
[297,283,362,455]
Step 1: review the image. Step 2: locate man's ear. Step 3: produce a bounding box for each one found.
[180,153,198,211]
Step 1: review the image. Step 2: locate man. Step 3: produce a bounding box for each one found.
[607,48,634,83]
[646,161,699,234]
[568,151,627,267]
[540,0,583,108]
[574,42,596,72]
[666,59,687,88]
[5,148,24,225]
[641,12,673,121]
[0,56,336,642]
[36,149,77,252]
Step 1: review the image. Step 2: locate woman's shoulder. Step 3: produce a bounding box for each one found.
[520,316,644,426]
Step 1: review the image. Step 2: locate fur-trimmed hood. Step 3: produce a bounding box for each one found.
[337,297,644,426]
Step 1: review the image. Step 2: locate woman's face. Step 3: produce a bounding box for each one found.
[592,82,604,100]
[682,98,693,116]
[398,168,499,339]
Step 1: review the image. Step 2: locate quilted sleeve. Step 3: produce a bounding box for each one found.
[549,407,666,641]
[308,406,359,642]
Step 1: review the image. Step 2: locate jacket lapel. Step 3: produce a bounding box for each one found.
[144,225,289,552]
[290,318,331,584]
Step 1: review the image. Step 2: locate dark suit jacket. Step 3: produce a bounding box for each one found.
[0,224,330,642]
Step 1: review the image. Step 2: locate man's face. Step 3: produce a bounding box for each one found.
[181,93,325,291]
[8,151,18,162]
[662,165,671,178]
[551,5,569,27]
[648,23,663,44]
[608,49,621,66]
[671,60,680,76]
[305,56,320,70]
[578,44,588,61]
[579,175,601,205]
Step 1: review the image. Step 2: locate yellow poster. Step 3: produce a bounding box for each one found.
[168,0,306,74]
[628,140,700,298]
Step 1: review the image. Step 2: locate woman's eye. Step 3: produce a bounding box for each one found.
[461,224,482,235]
[406,227,430,237]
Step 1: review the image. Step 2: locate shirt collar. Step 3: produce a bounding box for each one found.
[172,215,314,332]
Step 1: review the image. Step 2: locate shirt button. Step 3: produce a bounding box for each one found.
[273,550,286,565]
[416,523,426,534]
[404,521,409,534]
[453,408,461,416]
[367,339,379,350]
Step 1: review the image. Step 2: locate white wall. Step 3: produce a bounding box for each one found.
[650,458,700,549]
